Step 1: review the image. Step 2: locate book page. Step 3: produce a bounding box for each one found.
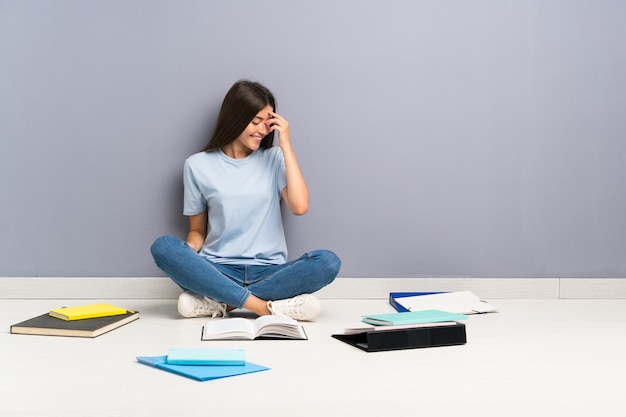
[253,315,306,339]
[253,315,298,330]
[201,318,255,340]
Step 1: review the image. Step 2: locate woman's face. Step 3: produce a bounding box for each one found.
[233,105,273,154]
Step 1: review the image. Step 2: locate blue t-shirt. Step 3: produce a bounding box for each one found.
[183,147,288,265]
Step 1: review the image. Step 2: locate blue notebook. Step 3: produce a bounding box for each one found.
[361,309,468,326]
[136,356,269,381]
[389,292,445,312]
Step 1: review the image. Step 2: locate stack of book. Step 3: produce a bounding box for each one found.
[137,348,269,381]
[10,303,139,338]
[332,290,499,352]
[332,309,468,352]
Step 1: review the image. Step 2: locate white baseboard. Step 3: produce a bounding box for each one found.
[1,277,625,300]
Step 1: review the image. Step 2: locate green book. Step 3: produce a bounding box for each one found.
[361,309,467,326]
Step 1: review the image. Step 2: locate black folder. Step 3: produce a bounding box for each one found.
[331,322,466,352]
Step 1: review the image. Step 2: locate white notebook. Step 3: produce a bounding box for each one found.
[393,291,498,314]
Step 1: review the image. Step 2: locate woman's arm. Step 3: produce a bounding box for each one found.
[186,210,207,252]
[269,111,309,216]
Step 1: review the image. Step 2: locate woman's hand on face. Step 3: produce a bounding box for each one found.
[268,111,290,147]
[267,111,307,214]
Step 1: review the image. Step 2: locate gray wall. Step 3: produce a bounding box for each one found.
[1,1,625,278]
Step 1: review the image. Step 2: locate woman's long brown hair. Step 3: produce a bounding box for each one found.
[202,80,276,152]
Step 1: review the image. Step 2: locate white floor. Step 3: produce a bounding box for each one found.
[2,297,626,417]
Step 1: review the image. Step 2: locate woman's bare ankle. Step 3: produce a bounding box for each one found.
[243,295,271,316]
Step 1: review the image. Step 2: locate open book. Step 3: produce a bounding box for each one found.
[201,316,307,341]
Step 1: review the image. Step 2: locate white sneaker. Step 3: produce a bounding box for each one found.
[267,294,321,321]
[177,291,228,318]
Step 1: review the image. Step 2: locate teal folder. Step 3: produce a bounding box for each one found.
[137,356,269,381]
[361,309,467,326]
[166,348,245,366]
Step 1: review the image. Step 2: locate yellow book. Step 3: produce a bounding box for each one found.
[49,303,128,321]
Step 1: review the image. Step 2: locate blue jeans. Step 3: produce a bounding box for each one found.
[150,235,341,308]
